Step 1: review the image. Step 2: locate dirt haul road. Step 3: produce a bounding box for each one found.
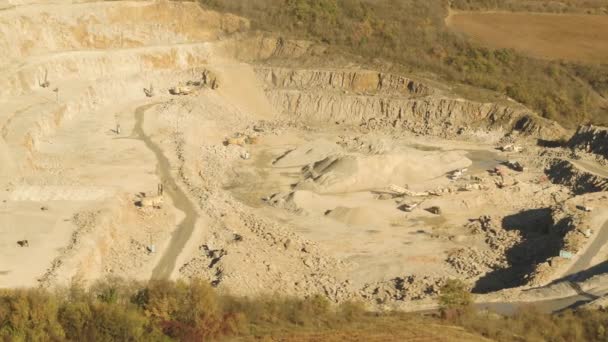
[133,103,199,280]
[0,0,249,286]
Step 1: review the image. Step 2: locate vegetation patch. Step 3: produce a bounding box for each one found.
[447,11,608,64]
[198,0,608,127]
[1,278,608,341]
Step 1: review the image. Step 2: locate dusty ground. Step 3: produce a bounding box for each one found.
[447,10,608,63]
[0,0,607,311]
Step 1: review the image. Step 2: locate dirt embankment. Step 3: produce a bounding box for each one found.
[254,67,566,141]
[255,67,433,97]
[569,125,608,161]
[547,159,608,194]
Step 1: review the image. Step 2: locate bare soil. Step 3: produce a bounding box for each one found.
[447,11,608,63]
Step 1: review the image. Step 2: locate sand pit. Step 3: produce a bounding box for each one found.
[228,132,517,287]
[1,0,607,312]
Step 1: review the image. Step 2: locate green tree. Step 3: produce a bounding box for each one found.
[438,279,473,320]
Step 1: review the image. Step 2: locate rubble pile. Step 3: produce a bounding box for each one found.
[361,275,447,304]
[468,216,522,254]
[547,159,608,194]
[446,216,522,279]
[446,247,506,278]
[568,125,608,161]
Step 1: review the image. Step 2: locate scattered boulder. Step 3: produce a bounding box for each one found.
[448,168,468,180]
[400,202,420,212]
[576,205,593,212]
[505,160,525,172]
[225,135,259,146]
[499,144,523,153]
[446,247,503,278]
[240,151,251,160]
[425,206,442,215]
[361,275,447,304]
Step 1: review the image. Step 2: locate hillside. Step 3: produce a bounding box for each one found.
[199,0,608,127]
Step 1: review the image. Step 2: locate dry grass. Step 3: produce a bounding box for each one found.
[447,11,608,63]
[264,325,488,342]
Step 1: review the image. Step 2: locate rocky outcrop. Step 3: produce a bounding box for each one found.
[360,275,448,304]
[256,67,566,140]
[255,67,433,97]
[569,125,608,160]
[265,88,563,139]
[546,159,608,194]
[525,196,602,286]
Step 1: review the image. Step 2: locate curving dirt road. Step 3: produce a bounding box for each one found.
[564,219,608,279]
[570,159,608,178]
[133,103,199,280]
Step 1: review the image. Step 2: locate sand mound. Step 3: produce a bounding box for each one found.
[325,206,385,227]
[297,149,472,193]
[273,139,342,167]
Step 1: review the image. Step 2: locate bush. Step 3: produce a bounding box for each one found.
[438,279,473,320]
[0,289,65,341]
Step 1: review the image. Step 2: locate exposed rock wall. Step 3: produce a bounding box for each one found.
[547,159,608,194]
[263,86,564,139]
[255,67,433,97]
[255,67,566,140]
[569,125,608,160]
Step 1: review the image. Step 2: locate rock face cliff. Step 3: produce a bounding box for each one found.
[569,125,608,160]
[255,67,433,97]
[255,67,566,140]
[547,159,608,194]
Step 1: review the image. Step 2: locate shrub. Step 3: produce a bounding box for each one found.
[0,289,65,341]
[438,279,473,320]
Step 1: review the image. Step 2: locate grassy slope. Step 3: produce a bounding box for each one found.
[199,0,608,128]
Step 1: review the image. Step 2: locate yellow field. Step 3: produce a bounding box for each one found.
[447,11,608,63]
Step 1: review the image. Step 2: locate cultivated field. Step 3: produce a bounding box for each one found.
[447,11,608,63]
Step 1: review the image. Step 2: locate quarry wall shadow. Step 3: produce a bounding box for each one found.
[473,208,560,293]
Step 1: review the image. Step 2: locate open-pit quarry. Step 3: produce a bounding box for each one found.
[1,0,607,312]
